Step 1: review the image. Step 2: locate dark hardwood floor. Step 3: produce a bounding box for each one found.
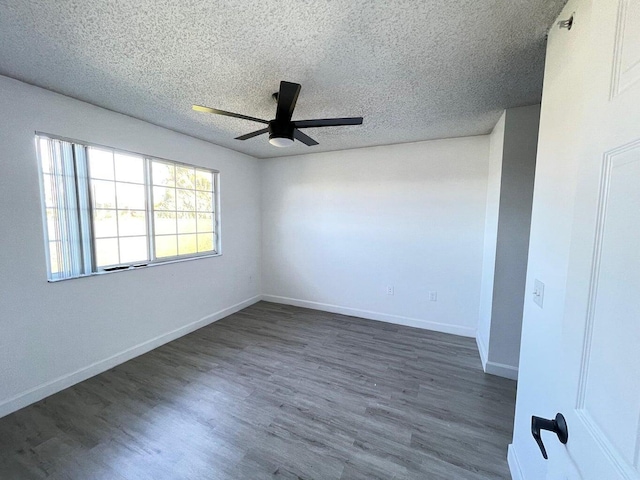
[0,302,516,479]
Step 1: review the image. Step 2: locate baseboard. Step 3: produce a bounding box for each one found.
[508,444,525,480]
[475,333,518,380]
[261,294,476,338]
[0,295,262,419]
[485,360,519,381]
[476,333,489,370]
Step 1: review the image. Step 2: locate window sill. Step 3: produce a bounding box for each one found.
[47,252,222,283]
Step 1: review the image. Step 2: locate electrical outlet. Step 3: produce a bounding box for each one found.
[386,286,394,295]
[533,279,544,308]
[429,291,437,302]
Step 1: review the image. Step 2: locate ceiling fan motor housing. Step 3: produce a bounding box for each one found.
[268,120,294,142]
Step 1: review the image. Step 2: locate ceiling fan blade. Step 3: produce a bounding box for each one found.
[293,117,363,128]
[293,129,319,146]
[192,105,269,124]
[235,128,269,140]
[275,81,301,122]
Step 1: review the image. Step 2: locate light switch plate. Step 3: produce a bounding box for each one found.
[533,279,544,308]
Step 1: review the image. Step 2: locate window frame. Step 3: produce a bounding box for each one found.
[36,132,221,282]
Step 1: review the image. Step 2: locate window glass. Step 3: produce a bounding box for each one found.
[88,148,150,268]
[114,153,144,184]
[119,236,147,264]
[150,159,216,260]
[88,148,114,180]
[155,235,177,258]
[197,233,214,253]
[92,180,116,209]
[153,186,175,210]
[152,161,175,187]
[95,238,119,267]
[178,234,198,256]
[154,212,177,235]
[93,209,118,238]
[115,183,145,210]
[178,212,197,234]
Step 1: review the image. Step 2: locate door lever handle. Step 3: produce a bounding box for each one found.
[531,413,568,459]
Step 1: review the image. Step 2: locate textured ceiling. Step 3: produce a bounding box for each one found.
[0,0,565,158]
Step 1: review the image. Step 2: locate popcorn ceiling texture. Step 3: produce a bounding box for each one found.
[0,0,565,158]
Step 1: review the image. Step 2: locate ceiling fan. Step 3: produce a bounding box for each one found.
[192,81,363,147]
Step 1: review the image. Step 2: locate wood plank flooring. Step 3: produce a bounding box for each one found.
[0,302,516,479]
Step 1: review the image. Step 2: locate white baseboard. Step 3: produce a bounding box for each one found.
[475,333,518,380]
[485,360,519,381]
[0,295,262,419]
[508,444,525,480]
[261,294,476,338]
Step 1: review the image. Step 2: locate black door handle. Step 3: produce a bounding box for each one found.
[531,413,569,459]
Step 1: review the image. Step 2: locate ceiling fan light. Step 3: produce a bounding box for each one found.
[269,136,294,147]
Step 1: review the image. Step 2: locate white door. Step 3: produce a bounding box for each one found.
[545,0,640,478]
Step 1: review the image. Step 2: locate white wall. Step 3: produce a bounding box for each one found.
[477,112,505,363]
[508,0,590,477]
[478,105,540,380]
[261,137,490,337]
[0,76,262,417]
[489,105,539,371]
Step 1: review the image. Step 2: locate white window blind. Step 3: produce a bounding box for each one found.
[38,138,90,279]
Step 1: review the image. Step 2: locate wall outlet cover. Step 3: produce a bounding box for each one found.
[533,279,544,308]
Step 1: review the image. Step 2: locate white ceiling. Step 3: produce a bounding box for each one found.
[0,0,565,158]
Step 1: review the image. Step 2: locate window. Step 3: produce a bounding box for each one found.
[37,135,219,281]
